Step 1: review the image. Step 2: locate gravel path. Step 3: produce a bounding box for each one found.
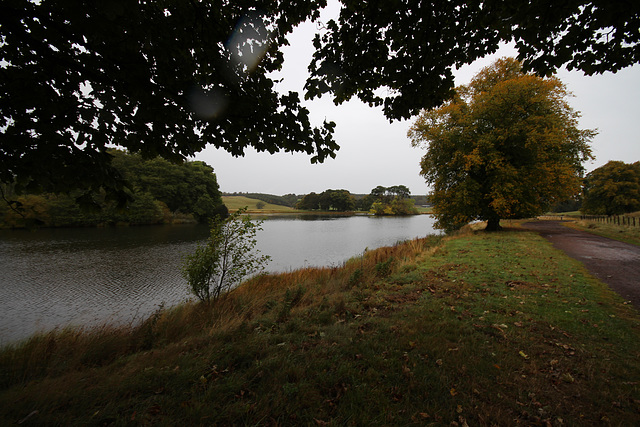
[521,220,640,310]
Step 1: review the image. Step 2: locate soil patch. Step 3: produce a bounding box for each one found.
[522,220,640,309]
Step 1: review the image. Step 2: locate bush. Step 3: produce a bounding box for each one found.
[182,208,270,302]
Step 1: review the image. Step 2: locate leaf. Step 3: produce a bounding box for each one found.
[519,351,529,360]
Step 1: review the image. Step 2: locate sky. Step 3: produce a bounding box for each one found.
[195,5,640,196]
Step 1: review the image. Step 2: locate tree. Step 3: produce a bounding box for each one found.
[182,208,270,303]
[296,189,355,211]
[3,0,638,204]
[306,0,640,120]
[388,185,411,199]
[111,149,225,222]
[1,0,336,205]
[318,189,355,211]
[0,150,226,227]
[370,201,394,216]
[582,161,640,215]
[552,196,582,213]
[409,58,595,232]
[356,194,375,211]
[367,185,418,216]
[390,198,419,215]
[296,192,321,210]
[370,186,390,203]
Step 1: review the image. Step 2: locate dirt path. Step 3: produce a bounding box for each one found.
[521,220,640,309]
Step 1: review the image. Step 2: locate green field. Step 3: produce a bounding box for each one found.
[222,195,296,213]
[2,227,639,425]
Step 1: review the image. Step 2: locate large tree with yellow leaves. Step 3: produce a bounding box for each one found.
[409,58,595,232]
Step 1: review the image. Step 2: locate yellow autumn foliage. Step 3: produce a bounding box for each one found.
[409,58,595,232]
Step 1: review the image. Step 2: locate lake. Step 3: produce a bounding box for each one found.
[0,214,439,344]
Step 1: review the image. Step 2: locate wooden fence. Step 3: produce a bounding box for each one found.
[580,215,639,227]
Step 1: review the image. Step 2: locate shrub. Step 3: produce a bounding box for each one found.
[182,208,270,302]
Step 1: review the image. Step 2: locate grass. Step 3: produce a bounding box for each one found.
[2,228,640,425]
[567,213,640,246]
[222,196,296,213]
[416,205,434,214]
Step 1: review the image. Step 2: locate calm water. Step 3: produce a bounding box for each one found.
[0,215,439,344]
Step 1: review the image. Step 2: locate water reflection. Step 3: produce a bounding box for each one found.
[0,225,210,345]
[0,215,439,344]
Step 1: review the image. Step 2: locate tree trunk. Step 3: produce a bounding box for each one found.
[485,217,502,232]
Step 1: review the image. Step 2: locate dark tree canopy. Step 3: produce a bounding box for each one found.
[2,0,639,205]
[306,0,640,120]
[0,149,226,227]
[110,150,226,221]
[582,161,640,216]
[368,184,418,216]
[1,0,335,204]
[296,189,355,211]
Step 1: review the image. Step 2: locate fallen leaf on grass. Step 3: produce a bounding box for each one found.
[519,351,529,360]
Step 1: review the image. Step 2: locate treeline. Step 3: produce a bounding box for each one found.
[549,161,640,215]
[0,150,226,228]
[296,185,419,215]
[296,189,356,211]
[360,185,419,215]
[582,161,640,215]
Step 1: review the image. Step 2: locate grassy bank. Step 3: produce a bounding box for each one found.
[568,214,640,247]
[2,228,640,425]
[222,196,296,213]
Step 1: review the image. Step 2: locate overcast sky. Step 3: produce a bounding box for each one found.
[195,5,640,196]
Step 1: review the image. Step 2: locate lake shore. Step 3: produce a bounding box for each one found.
[2,224,640,425]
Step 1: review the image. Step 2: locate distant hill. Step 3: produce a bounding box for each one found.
[222,196,296,213]
[222,192,431,213]
[223,193,299,208]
